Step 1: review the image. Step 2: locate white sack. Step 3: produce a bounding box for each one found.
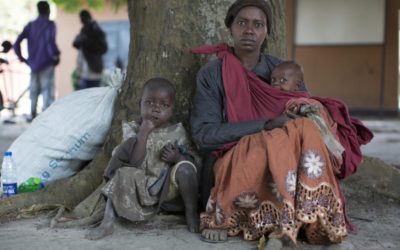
[9,70,124,185]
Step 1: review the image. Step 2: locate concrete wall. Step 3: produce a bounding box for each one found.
[295,45,383,109]
[54,6,128,98]
[383,0,400,111]
[286,0,399,114]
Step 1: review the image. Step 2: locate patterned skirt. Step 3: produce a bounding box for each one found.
[200,118,347,244]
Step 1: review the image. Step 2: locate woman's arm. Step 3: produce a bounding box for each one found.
[190,62,266,152]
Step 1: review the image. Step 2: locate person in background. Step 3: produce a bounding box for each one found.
[0,40,12,112]
[73,9,107,89]
[13,1,60,122]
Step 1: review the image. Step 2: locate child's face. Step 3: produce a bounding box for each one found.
[140,88,174,128]
[271,66,301,92]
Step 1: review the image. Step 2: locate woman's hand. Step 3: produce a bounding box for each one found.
[160,143,182,164]
[264,113,298,131]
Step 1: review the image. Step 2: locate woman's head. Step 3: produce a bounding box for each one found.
[225,0,271,52]
[225,0,271,34]
[140,78,175,128]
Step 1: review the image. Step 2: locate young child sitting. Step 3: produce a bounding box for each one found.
[86,77,200,240]
[270,61,345,173]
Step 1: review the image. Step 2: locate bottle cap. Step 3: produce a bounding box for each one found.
[3,151,12,156]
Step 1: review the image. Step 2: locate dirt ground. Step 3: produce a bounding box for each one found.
[0,117,399,250]
[0,161,398,250]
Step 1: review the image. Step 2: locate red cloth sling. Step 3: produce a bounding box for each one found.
[190,43,373,179]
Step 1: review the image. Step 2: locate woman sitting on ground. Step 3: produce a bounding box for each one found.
[190,0,373,246]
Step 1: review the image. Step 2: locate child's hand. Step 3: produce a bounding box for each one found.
[160,143,181,164]
[140,118,156,134]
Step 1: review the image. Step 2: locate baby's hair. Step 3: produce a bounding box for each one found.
[276,61,304,82]
[142,77,176,102]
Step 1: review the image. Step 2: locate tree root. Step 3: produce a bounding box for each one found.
[50,185,106,229]
[0,149,110,219]
[18,203,65,219]
[51,209,104,229]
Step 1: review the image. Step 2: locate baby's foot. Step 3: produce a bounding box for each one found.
[85,223,114,240]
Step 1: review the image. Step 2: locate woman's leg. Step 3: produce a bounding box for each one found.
[175,163,199,233]
[85,198,116,240]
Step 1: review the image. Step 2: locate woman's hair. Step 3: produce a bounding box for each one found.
[37,1,50,16]
[143,77,176,102]
[224,0,272,35]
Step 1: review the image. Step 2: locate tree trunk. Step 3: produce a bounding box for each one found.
[0,0,286,219]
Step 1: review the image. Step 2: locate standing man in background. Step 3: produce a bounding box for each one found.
[73,10,107,89]
[14,1,60,122]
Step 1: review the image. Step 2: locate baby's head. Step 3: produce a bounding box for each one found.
[140,77,176,128]
[271,61,304,92]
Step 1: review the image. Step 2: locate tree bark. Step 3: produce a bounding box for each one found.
[0,0,286,219]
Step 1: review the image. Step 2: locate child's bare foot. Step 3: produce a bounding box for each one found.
[85,222,114,240]
[175,164,199,233]
[86,197,116,240]
[185,209,200,233]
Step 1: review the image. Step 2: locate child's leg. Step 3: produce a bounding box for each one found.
[175,163,199,233]
[85,198,116,240]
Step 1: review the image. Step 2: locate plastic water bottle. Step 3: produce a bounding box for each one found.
[2,151,17,197]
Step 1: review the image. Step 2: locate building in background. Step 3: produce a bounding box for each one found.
[0,2,129,117]
[286,0,399,116]
[1,1,399,117]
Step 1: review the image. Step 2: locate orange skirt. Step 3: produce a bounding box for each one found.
[200,118,347,244]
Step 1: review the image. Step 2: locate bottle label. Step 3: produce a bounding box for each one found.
[3,183,17,197]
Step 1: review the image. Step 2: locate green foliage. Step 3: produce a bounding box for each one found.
[87,0,104,10]
[53,0,84,12]
[109,0,127,11]
[52,0,126,13]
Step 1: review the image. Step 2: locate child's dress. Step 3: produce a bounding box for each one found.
[102,122,199,221]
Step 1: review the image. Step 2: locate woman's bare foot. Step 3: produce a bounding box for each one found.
[265,238,283,250]
[200,229,228,242]
[85,221,114,240]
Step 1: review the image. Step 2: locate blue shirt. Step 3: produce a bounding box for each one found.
[13,15,60,73]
